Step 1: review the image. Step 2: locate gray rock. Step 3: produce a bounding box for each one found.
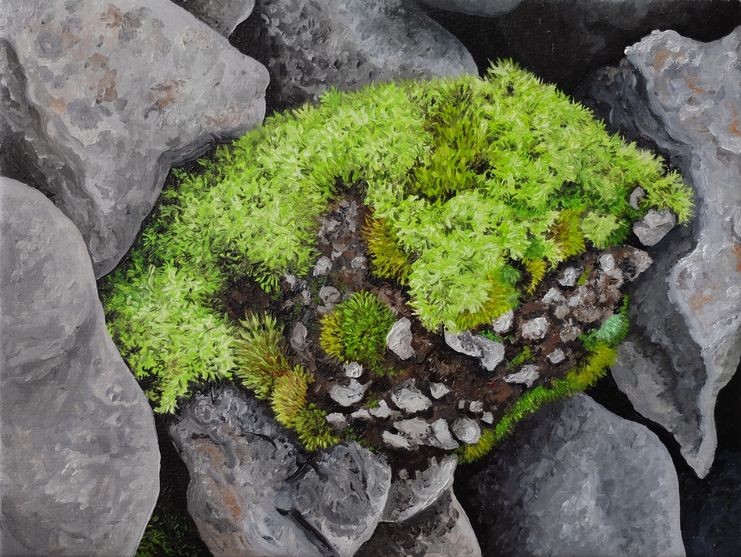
[390,380,433,414]
[547,348,566,365]
[0,0,268,277]
[327,412,348,432]
[351,255,368,270]
[418,0,521,17]
[469,400,484,414]
[491,309,514,333]
[427,419,460,451]
[393,418,431,446]
[429,381,451,399]
[343,361,364,378]
[481,412,494,425]
[520,316,549,340]
[444,330,505,371]
[386,317,416,360]
[559,322,583,343]
[0,177,159,556]
[170,386,391,557]
[382,431,412,450]
[451,418,481,445]
[630,186,646,209]
[382,456,457,522]
[172,0,254,36]
[330,378,370,407]
[504,365,540,388]
[290,321,308,352]
[360,489,482,557]
[351,408,374,421]
[580,27,741,478]
[233,0,476,110]
[558,266,581,287]
[633,209,677,246]
[369,399,398,420]
[462,395,684,556]
[319,285,342,305]
[542,287,566,305]
[313,255,333,276]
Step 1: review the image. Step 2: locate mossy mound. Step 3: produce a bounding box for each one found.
[104,61,692,459]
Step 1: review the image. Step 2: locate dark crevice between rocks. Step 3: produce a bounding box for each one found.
[420,0,741,93]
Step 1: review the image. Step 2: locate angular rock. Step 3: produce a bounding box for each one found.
[382,456,457,522]
[351,408,373,421]
[429,381,451,399]
[481,411,494,425]
[359,489,481,557]
[491,309,514,333]
[290,321,308,352]
[542,287,566,305]
[630,186,646,209]
[172,0,254,36]
[330,378,370,407]
[451,418,481,445]
[319,285,342,305]
[343,361,364,378]
[547,348,566,365]
[313,255,332,276]
[386,317,416,360]
[390,380,432,414]
[0,177,159,556]
[232,0,476,109]
[633,209,677,246]
[326,412,348,432]
[579,27,741,477]
[170,386,391,557]
[520,316,549,340]
[369,399,397,420]
[393,418,431,446]
[0,0,268,276]
[469,400,484,414]
[504,365,540,388]
[444,330,505,371]
[382,431,412,450]
[461,395,684,556]
[427,419,460,451]
[558,266,581,287]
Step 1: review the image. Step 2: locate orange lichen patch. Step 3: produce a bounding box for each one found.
[149,80,185,112]
[86,52,109,70]
[652,47,672,69]
[99,4,124,28]
[729,109,740,138]
[732,243,741,272]
[689,291,714,314]
[49,96,66,113]
[686,76,705,94]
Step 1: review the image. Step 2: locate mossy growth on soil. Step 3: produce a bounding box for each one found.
[103,61,692,462]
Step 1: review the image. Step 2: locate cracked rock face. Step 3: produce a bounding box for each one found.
[579,26,741,478]
[0,0,268,276]
[231,0,476,110]
[0,177,159,556]
[169,385,392,557]
[462,394,684,557]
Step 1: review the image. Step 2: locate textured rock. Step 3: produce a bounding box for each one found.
[429,381,450,399]
[0,177,159,556]
[290,321,308,352]
[0,0,268,276]
[427,419,460,450]
[444,330,505,371]
[359,489,481,557]
[393,418,431,446]
[504,364,540,388]
[382,455,457,523]
[390,380,433,414]
[520,316,549,340]
[579,27,741,477]
[343,361,364,378]
[330,378,370,407]
[233,0,476,110]
[170,385,392,557]
[633,209,677,246]
[461,394,684,556]
[451,418,481,445]
[386,317,416,360]
[418,0,521,17]
[491,309,514,333]
[172,0,254,36]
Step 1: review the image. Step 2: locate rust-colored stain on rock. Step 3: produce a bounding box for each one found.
[100,4,124,29]
[732,243,741,272]
[689,291,714,314]
[652,47,671,69]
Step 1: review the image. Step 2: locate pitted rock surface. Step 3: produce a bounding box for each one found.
[0,176,159,556]
[0,0,268,276]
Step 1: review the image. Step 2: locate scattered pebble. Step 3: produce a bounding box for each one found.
[520,317,550,341]
[429,382,450,400]
[300,289,312,306]
[504,365,540,388]
[319,285,341,304]
[560,322,583,343]
[350,256,367,270]
[629,186,646,210]
[543,287,566,305]
[481,412,494,425]
[382,431,412,450]
[457,400,467,411]
[633,209,676,246]
[452,418,482,445]
[558,266,582,287]
[351,408,373,421]
[469,400,484,414]
[547,348,566,365]
[369,400,398,419]
[444,330,505,371]
[386,317,416,360]
[313,256,332,277]
[391,381,433,414]
[343,361,364,378]
[491,310,514,334]
[290,322,308,352]
[427,419,460,450]
[329,379,369,407]
[394,418,431,445]
[326,412,348,432]
[598,253,616,273]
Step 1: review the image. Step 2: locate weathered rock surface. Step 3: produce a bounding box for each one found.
[232,0,476,110]
[0,0,268,276]
[579,27,741,477]
[382,456,457,522]
[444,329,505,371]
[172,0,254,36]
[460,394,685,556]
[170,385,392,557]
[0,176,159,556]
[422,0,741,89]
[418,0,521,17]
[386,317,415,360]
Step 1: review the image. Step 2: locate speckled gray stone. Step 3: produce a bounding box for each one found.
[0,0,268,276]
[390,380,432,414]
[452,418,481,445]
[170,386,391,557]
[504,365,540,388]
[633,209,677,246]
[463,395,684,556]
[580,27,741,478]
[330,378,370,407]
[233,0,476,110]
[0,177,159,556]
[520,317,549,341]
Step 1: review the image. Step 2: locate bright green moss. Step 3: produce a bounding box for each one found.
[320,291,396,375]
[104,61,691,414]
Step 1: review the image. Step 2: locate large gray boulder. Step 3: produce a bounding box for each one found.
[579,27,741,478]
[233,0,477,110]
[169,385,392,557]
[0,0,268,277]
[172,0,255,36]
[461,395,685,556]
[0,176,159,556]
